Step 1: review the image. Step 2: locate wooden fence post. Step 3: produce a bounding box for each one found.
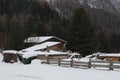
[109,60,113,70]
[88,58,91,68]
[71,59,73,67]
[58,58,61,66]
[47,57,49,64]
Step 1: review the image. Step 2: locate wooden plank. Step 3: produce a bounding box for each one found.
[60,64,70,67]
[45,59,57,61]
[73,64,88,67]
[73,63,88,65]
[112,65,120,69]
[60,63,70,66]
[71,59,73,67]
[109,61,113,70]
[92,64,109,68]
[113,62,120,64]
[91,61,109,63]
[58,59,61,66]
[73,61,89,64]
[50,61,58,63]
[60,60,71,63]
[60,62,70,64]
[49,62,58,64]
[41,61,47,64]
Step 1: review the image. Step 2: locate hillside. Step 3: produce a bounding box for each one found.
[45,0,120,29]
[0,0,67,50]
[46,0,120,13]
[0,0,120,52]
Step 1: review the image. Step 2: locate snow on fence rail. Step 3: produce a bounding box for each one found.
[42,59,120,70]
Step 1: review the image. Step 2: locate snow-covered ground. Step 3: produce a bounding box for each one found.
[0,54,120,80]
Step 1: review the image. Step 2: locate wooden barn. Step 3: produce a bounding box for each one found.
[2,50,18,63]
[24,36,66,51]
[20,36,68,62]
[98,54,120,62]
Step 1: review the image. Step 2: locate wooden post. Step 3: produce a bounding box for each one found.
[70,58,73,67]
[47,57,49,64]
[58,58,61,66]
[109,60,113,70]
[88,58,91,68]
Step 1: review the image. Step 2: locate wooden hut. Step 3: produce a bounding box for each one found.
[21,36,68,61]
[2,50,18,63]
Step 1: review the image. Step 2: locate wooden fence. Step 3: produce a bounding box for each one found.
[42,58,120,70]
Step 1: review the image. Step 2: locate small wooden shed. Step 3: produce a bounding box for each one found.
[98,54,120,62]
[2,50,18,63]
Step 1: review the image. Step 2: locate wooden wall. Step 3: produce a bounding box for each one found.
[2,53,18,63]
[46,43,64,51]
[37,54,67,60]
[98,56,120,62]
[105,57,120,62]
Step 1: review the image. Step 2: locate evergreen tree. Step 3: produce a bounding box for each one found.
[35,21,46,36]
[109,33,120,52]
[24,16,36,37]
[68,8,99,56]
[0,0,68,50]
[98,31,111,52]
[0,21,3,32]
[6,22,24,50]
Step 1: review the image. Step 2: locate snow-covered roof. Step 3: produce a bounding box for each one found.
[19,50,68,58]
[22,41,61,52]
[99,53,120,57]
[24,36,66,43]
[24,36,53,43]
[3,50,18,54]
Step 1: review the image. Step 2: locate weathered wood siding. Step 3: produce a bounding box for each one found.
[98,56,120,62]
[46,43,64,51]
[37,54,67,60]
[105,57,120,62]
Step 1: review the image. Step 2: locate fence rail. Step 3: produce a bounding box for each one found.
[41,59,120,70]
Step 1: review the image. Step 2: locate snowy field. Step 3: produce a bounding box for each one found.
[0,54,120,80]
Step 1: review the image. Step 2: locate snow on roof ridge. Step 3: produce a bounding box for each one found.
[24,36,54,43]
[3,50,18,54]
[52,36,66,43]
[99,53,120,57]
[24,36,66,43]
[26,36,54,39]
